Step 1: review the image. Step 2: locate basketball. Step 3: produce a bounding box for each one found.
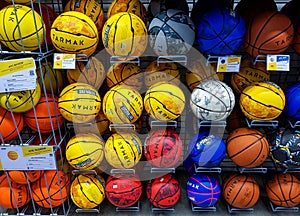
[0,4,45,51]
[4,0,36,4]
[226,127,269,168]
[266,173,300,207]
[71,174,105,209]
[73,110,109,136]
[0,175,30,209]
[104,132,142,169]
[194,8,246,56]
[226,105,248,132]
[144,82,185,121]
[8,170,44,184]
[190,80,235,121]
[36,61,66,95]
[102,85,143,124]
[67,56,106,90]
[58,82,101,123]
[144,60,181,88]
[107,0,147,21]
[102,12,147,58]
[64,0,105,32]
[51,11,99,57]
[284,82,300,121]
[222,173,260,208]
[239,81,285,120]
[0,106,24,142]
[269,128,300,169]
[183,155,196,176]
[188,132,226,167]
[146,173,180,208]
[185,56,224,91]
[144,128,183,168]
[106,63,143,91]
[105,173,142,208]
[0,82,41,113]
[31,170,70,208]
[186,173,221,207]
[148,9,195,56]
[244,11,294,58]
[66,133,104,170]
[24,94,64,133]
[231,59,270,94]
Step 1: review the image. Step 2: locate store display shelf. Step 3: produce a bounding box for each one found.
[150,167,176,174]
[288,120,300,129]
[151,205,175,213]
[238,166,268,174]
[269,201,299,213]
[116,201,140,212]
[246,118,279,128]
[194,164,222,174]
[227,204,254,213]
[190,202,217,212]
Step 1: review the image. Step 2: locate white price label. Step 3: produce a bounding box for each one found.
[267,55,290,71]
[0,58,36,93]
[217,56,241,72]
[53,53,76,69]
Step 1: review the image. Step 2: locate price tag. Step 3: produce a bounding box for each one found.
[217,56,241,72]
[0,145,56,170]
[267,55,290,71]
[53,53,76,69]
[0,58,36,93]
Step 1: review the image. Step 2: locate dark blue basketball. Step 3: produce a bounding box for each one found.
[188,132,226,167]
[183,155,196,175]
[194,8,246,55]
[186,173,221,207]
[284,82,300,121]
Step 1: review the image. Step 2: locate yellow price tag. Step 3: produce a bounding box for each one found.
[0,58,35,76]
[53,53,76,69]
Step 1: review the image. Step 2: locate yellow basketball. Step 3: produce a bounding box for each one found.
[51,11,99,57]
[66,133,104,170]
[107,0,147,21]
[4,0,36,4]
[58,83,101,123]
[37,61,66,95]
[104,132,142,169]
[186,57,224,91]
[102,12,148,58]
[106,62,143,91]
[0,82,41,112]
[67,56,106,90]
[0,4,45,51]
[71,174,105,209]
[144,60,181,88]
[240,81,285,120]
[144,82,185,121]
[64,0,105,32]
[231,59,270,94]
[102,85,143,124]
[73,110,110,136]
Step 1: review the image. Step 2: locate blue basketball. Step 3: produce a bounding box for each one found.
[194,8,246,55]
[284,82,300,121]
[186,173,221,207]
[188,132,226,167]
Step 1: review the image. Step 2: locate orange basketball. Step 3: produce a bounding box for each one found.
[8,170,44,184]
[24,94,64,133]
[226,127,269,168]
[0,106,24,142]
[244,11,294,58]
[31,170,70,208]
[266,173,300,207]
[222,173,260,208]
[0,175,31,209]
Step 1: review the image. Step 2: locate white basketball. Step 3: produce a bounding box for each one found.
[148,9,195,56]
[190,80,235,121]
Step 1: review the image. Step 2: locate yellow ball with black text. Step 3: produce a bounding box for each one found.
[58,83,101,123]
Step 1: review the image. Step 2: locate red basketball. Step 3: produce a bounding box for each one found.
[244,11,294,58]
[8,170,44,184]
[222,173,260,208]
[0,106,24,142]
[0,175,31,209]
[226,127,269,168]
[105,173,142,208]
[144,128,183,168]
[24,94,64,133]
[146,173,181,208]
[31,170,70,208]
[266,173,300,207]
